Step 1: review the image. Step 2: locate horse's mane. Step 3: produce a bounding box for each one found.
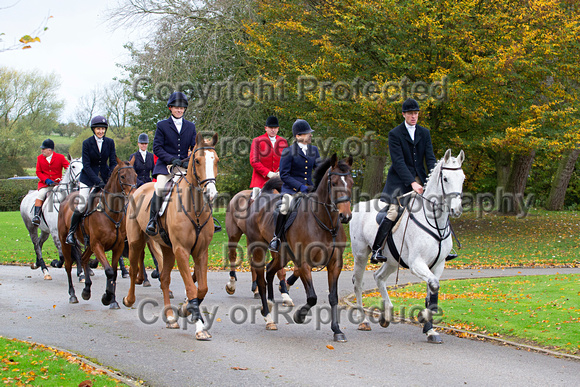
[262,176,282,193]
[422,157,443,192]
[312,158,351,191]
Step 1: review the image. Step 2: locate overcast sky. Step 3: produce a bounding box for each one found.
[1,0,146,123]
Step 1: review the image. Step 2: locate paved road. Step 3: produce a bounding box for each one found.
[1,265,579,386]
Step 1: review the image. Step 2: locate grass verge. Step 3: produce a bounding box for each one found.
[363,274,580,355]
[0,336,126,386]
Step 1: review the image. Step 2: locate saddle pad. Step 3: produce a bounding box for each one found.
[159,181,176,217]
[376,204,404,233]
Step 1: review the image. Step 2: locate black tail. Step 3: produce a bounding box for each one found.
[262,177,283,193]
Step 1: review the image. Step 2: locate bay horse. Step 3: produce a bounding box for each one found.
[225,189,294,306]
[350,149,465,343]
[245,154,354,342]
[57,157,137,308]
[123,132,218,341]
[20,156,84,280]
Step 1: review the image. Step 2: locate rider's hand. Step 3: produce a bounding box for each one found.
[180,159,189,168]
[411,181,423,195]
[267,171,279,179]
[171,158,181,167]
[45,179,55,185]
[299,185,309,194]
[97,180,106,189]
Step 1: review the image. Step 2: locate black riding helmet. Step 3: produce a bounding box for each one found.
[167,92,189,108]
[90,115,109,134]
[292,119,314,137]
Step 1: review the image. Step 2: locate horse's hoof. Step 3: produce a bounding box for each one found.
[89,259,98,269]
[101,294,112,306]
[69,296,79,304]
[166,320,180,329]
[109,301,120,310]
[281,293,294,307]
[43,273,52,280]
[358,322,372,331]
[122,297,134,308]
[81,290,91,301]
[195,330,212,340]
[294,309,308,324]
[178,303,190,318]
[79,274,85,283]
[169,291,174,299]
[253,291,260,299]
[379,317,390,328]
[31,262,39,270]
[88,268,94,276]
[334,333,347,342]
[136,278,143,285]
[266,322,278,330]
[151,269,159,279]
[122,272,129,279]
[51,259,63,268]
[427,333,443,344]
[225,284,235,295]
[142,280,151,288]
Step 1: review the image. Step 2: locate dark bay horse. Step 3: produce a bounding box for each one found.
[123,133,218,341]
[246,154,354,342]
[58,157,137,308]
[225,189,294,306]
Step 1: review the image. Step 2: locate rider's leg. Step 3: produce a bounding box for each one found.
[146,176,167,236]
[32,188,50,226]
[370,203,398,264]
[268,206,287,252]
[66,184,89,245]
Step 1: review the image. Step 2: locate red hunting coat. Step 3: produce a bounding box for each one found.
[36,152,70,189]
[249,133,288,188]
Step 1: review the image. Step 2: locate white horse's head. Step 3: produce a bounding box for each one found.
[440,149,465,217]
[423,150,465,218]
[61,156,83,188]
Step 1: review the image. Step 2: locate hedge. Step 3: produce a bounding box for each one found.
[0,179,39,212]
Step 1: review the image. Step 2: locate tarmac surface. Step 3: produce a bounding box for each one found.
[1,264,579,386]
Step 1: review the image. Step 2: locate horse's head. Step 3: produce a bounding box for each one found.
[189,132,219,202]
[439,149,465,217]
[320,154,354,224]
[111,157,138,197]
[62,156,83,188]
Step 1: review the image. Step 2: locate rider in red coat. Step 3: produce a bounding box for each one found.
[32,139,70,226]
[249,116,288,189]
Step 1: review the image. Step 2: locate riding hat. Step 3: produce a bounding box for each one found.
[292,119,314,137]
[402,98,420,112]
[90,116,109,132]
[138,133,149,143]
[265,116,279,128]
[167,92,189,108]
[40,138,55,150]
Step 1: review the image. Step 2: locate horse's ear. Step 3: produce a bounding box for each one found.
[346,155,353,167]
[457,150,465,165]
[67,153,71,161]
[116,156,123,166]
[444,149,452,163]
[330,153,338,167]
[129,155,135,166]
[211,133,218,147]
[195,132,204,147]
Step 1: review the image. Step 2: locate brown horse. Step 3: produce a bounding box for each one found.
[123,132,218,341]
[58,158,137,308]
[246,154,354,342]
[225,189,295,306]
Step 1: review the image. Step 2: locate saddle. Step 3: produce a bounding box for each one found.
[279,193,303,238]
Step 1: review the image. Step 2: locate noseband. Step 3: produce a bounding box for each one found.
[327,170,352,210]
[117,165,138,196]
[439,166,463,202]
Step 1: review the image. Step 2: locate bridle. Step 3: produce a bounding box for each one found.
[191,146,217,191]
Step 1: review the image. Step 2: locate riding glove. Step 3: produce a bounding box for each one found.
[45,179,55,185]
[171,159,181,167]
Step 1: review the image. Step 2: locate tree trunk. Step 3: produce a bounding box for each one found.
[498,150,536,215]
[545,147,580,211]
[495,150,512,189]
[360,135,387,201]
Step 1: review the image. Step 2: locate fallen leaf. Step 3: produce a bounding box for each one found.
[326,345,335,350]
[231,367,248,371]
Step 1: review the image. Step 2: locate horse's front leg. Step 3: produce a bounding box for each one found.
[225,235,241,295]
[158,247,177,328]
[295,262,316,325]
[90,242,115,308]
[420,260,445,344]
[123,236,147,308]
[250,242,276,330]
[62,244,78,304]
[276,267,293,307]
[190,249,211,340]
[104,241,124,309]
[374,261,398,328]
[327,259,346,342]
[80,247,94,301]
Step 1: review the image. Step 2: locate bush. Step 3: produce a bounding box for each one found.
[0,179,38,211]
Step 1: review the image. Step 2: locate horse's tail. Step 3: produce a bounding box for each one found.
[262,177,282,194]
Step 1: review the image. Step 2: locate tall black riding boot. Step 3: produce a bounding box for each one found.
[268,207,286,252]
[370,218,394,264]
[31,206,42,226]
[146,193,161,236]
[65,210,83,245]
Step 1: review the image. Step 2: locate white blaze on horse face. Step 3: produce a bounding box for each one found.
[341,176,347,190]
[204,150,218,201]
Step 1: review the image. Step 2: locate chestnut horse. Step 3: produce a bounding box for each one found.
[224,189,294,306]
[58,158,137,308]
[123,133,218,341]
[246,154,354,342]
